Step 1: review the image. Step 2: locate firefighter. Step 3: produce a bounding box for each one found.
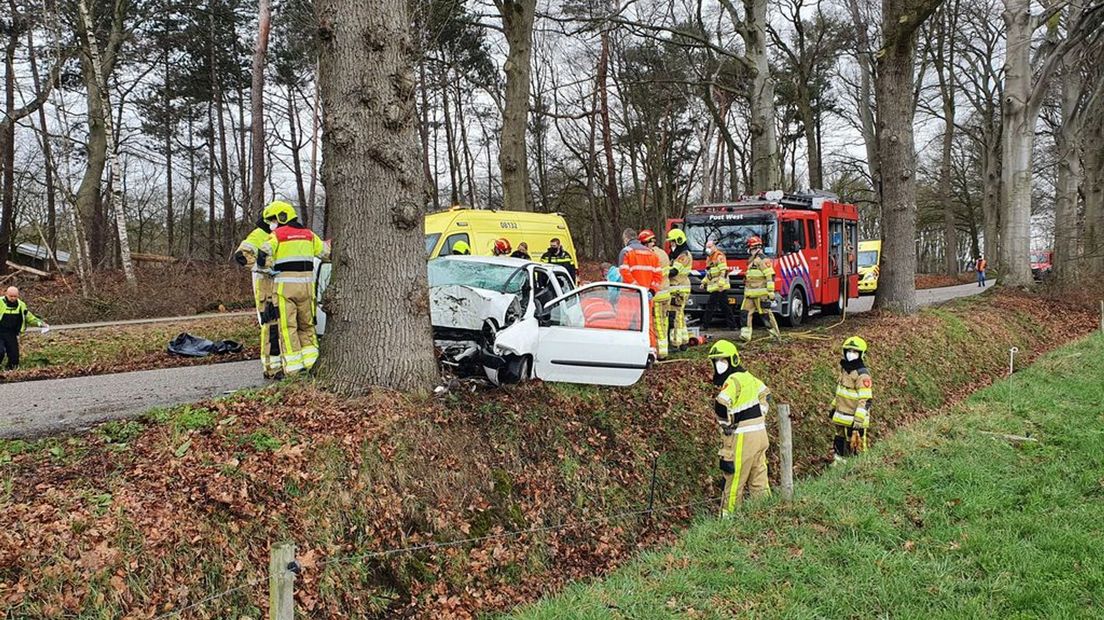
[258,201,330,375]
[829,336,873,464]
[541,238,576,281]
[451,241,471,255]
[234,215,282,378]
[492,238,512,257]
[641,230,671,359]
[701,239,737,329]
[618,228,661,355]
[0,287,48,370]
[708,339,771,517]
[741,236,781,343]
[667,229,692,351]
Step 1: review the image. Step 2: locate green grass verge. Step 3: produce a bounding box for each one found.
[510,332,1104,619]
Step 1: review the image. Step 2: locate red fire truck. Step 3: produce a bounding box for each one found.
[666,190,860,327]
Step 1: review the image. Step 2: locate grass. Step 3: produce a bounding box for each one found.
[1,315,257,381]
[510,332,1104,619]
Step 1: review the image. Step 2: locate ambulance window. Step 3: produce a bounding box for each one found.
[805,220,817,248]
[441,233,470,256]
[425,233,442,256]
[782,220,804,253]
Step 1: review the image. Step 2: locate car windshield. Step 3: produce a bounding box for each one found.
[858,250,879,268]
[683,218,777,259]
[428,259,527,294]
[425,233,442,256]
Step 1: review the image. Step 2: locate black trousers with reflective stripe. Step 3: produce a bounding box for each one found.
[0,330,20,369]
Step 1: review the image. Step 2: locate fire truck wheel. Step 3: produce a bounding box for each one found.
[782,287,806,327]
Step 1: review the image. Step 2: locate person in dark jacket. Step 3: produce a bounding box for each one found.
[510,242,531,260]
[540,238,576,281]
[0,287,48,370]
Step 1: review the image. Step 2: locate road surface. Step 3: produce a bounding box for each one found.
[0,281,993,439]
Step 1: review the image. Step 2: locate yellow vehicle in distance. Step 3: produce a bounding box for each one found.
[424,207,578,267]
[857,240,881,295]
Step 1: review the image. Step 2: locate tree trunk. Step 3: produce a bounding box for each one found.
[455,80,477,207]
[315,0,439,391]
[216,88,235,257]
[934,2,958,275]
[1052,68,1083,284]
[597,28,621,239]
[207,103,217,262]
[844,0,880,193]
[1083,96,1104,274]
[287,86,309,223]
[308,73,321,228]
[78,0,135,284]
[496,0,536,212]
[440,66,459,206]
[1,22,16,270]
[25,27,58,253]
[873,0,937,314]
[249,0,272,217]
[746,0,778,192]
[163,46,175,255]
[187,115,197,257]
[418,60,438,209]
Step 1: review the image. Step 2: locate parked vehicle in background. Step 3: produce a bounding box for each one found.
[316,256,651,387]
[666,190,861,328]
[1031,251,1053,281]
[423,207,578,269]
[857,240,882,295]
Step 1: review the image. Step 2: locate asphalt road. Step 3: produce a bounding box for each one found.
[0,281,993,439]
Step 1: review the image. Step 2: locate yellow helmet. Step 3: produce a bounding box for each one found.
[707,339,740,365]
[842,336,868,353]
[263,200,298,225]
[452,240,471,255]
[667,229,687,245]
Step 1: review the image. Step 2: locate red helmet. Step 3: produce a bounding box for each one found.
[747,235,763,249]
[493,238,512,255]
[638,229,657,244]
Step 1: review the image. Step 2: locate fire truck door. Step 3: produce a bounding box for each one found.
[827,219,845,303]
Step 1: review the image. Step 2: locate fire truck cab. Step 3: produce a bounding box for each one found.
[667,190,860,327]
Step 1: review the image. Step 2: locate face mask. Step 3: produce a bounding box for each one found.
[713,359,729,375]
[845,350,860,362]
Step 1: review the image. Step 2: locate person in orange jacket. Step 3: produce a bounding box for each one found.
[618,228,661,356]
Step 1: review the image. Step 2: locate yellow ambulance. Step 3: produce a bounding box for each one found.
[857,240,881,295]
[424,207,578,266]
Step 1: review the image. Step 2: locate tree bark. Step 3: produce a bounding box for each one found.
[746,0,778,191]
[187,114,197,257]
[1083,99,1104,273]
[999,0,1037,287]
[495,0,536,212]
[872,0,941,314]
[249,0,272,217]
[215,82,235,257]
[1,14,17,269]
[163,43,175,255]
[78,0,135,284]
[287,86,309,223]
[597,28,621,241]
[315,0,439,391]
[308,72,321,229]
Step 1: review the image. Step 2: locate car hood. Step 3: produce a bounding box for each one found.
[429,285,520,332]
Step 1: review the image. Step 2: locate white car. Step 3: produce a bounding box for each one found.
[316,256,652,387]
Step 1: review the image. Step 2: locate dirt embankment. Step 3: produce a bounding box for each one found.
[0,287,1100,618]
[12,264,254,325]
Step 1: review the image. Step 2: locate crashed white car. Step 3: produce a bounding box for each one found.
[428,256,651,386]
[316,256,652,387]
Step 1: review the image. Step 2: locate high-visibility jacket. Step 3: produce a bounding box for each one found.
[0,298,44,334]
[541,248,576,281]
[669,245,692,294]
[619,240,660,292]
[652,246,671,300]
[831,366,873,429]
[976,259,987,272]
[704,249,730,293]
[237,226,272,272]
[716,368,771,427]
[744,254,776,299]
[260,222,330,278]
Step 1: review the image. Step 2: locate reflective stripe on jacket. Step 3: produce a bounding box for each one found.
[0,299,43,334]
[716,370,771,426]
[619,241,660,291]
[744,255,776,299]
[669,247,692,293]
[652,246,671,299]
[237,227,272,272]
[831,367,873,428]
[260,223,329,276]
[705,250,730,293]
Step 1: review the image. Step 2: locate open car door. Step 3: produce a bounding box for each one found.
[533,283,650,386]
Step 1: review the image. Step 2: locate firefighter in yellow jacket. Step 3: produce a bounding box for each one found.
[741,235,781,342]
[830,336,873,464]
[708,339,771,517]
[641,230,672,359]
[258,201,330,375]
[667,229,692,351]
[234,215,282,378]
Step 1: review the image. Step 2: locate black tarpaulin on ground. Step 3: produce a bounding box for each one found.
[167,332,244,357]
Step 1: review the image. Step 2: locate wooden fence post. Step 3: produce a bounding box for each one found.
[269,541,296,620]
[778,404,794,501]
